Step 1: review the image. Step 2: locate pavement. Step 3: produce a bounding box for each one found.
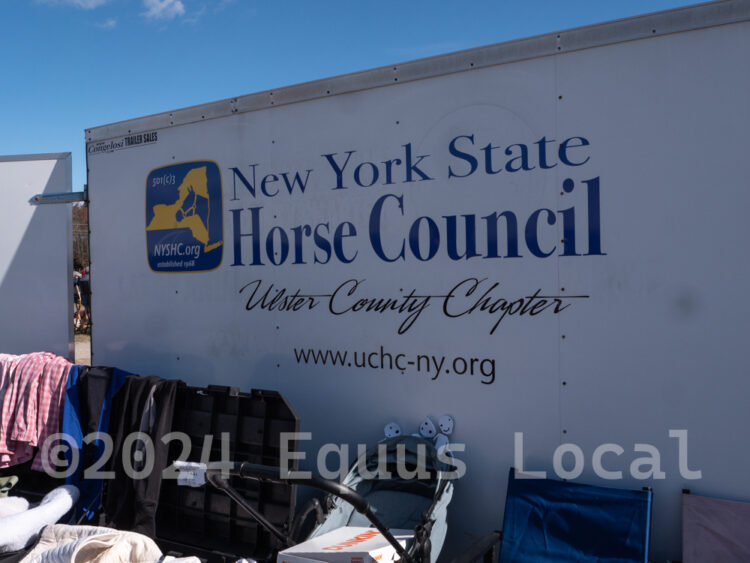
[74,333,91,365]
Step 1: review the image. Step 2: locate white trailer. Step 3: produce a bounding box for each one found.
[85,1,750,559]
[0,153,74,359]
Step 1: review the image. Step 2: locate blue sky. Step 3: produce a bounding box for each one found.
[1,0,703,190]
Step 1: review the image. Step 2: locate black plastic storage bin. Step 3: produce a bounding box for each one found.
[156,385,300,562]
[0,460,66,504]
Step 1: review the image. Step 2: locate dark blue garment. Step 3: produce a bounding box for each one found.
[62,365,84,461]
[62,366,132,521]
[500,468,652,563]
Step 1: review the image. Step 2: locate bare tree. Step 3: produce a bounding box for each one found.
[72,203,89,271]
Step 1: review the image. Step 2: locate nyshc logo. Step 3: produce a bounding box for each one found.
[146,161,223,272]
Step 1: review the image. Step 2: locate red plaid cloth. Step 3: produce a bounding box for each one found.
[0,353,41,466]
[0,352,71,470]
[32,354,71,471]
[0,354,22,404]
[0,354,23,457]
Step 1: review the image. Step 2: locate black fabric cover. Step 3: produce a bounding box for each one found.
[104,375,180,537]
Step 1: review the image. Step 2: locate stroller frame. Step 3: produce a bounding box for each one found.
[205,460,449,563]
[205,448,448,563]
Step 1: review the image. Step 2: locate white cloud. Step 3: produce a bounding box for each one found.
[36,0,110,8]
[96,17,117,29]
[183,4,206,24]
[142,0,185,20]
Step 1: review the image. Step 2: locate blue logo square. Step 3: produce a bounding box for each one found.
[146,161,223,272]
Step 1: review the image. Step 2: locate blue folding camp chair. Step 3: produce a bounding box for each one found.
[498,468,652,563]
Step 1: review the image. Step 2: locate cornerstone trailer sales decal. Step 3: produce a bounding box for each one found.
[86,7,750,560]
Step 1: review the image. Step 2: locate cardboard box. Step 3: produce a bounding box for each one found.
[277,527,414,563]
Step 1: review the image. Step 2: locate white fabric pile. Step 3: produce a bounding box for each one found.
[0,485,201,562]
[0,485,79,552]
[21,524,200,563]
